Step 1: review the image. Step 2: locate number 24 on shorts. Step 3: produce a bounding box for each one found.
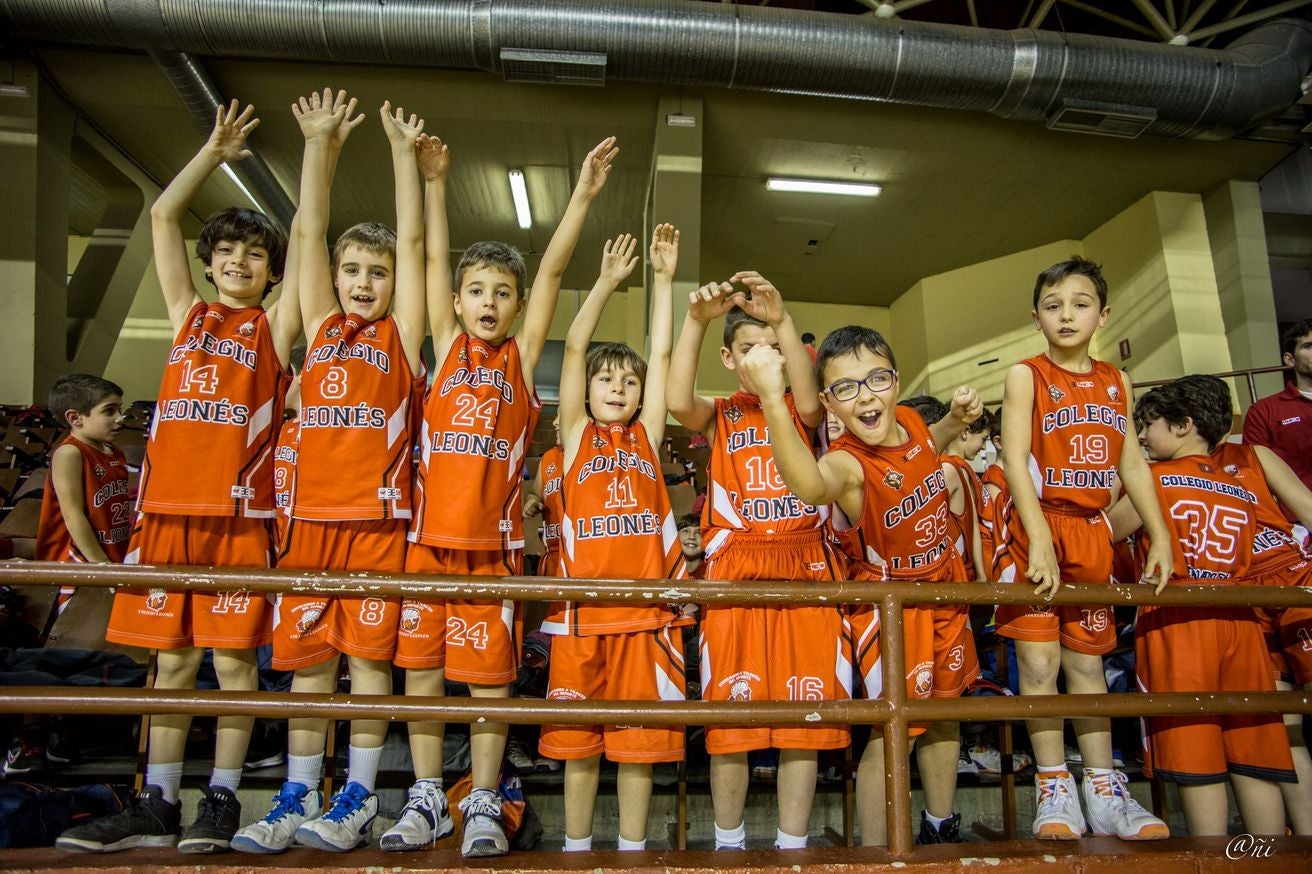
[447,617,489,649]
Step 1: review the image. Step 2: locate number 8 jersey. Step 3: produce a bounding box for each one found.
[1022,353,1127,513]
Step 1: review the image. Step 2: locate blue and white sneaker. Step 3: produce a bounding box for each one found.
[294,781,377,852]
[231,781,322,854]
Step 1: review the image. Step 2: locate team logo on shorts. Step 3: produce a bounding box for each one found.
[883,469,904,490]
[146,589,169,613]
[547,687,586,701]
[237,321,256,338]
[1047,384,1065,403]
[400,606,422,633]
[326,325,342,339]
[724,406,744,424]
[910,661,933,697]
[1107,384,1120,401]
[718,670,761,701]
[296,608,323,633]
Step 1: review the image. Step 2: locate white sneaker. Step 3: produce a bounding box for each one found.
[968,742,1034,779]
[231,782,321,854]
[1082,769,1169,840]
[379,779,455,851]
[294,781,377,852]
[958,744,979,777]
[459,787,509,858]
[1032,771,1086,840]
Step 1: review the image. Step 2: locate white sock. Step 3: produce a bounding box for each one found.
[146,762,183,804]
[775,828,807,849]
[714,822,746,849]
[346,744,383,792]
[924,811,947,829]
[287,753,323,792]
[617,836,646,851]
[563,834,593,851]
[209,767,242,793]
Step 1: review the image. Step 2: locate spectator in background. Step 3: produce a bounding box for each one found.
[1243,319,1312,540]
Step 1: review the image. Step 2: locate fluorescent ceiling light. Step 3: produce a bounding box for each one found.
[508,169,532,229]
[766,178,881,197]
[220,163,262,211]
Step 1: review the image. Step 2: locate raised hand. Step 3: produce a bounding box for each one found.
[291,88,347,142]
[949,385,983,426]
[205,99,260,163]
[576,136,619,200]
[599,234,640,287]
[650,223,680,281]
[380,100,424,148]
[415,134,451,182]
[687,281,737,324]
[739,343,789,402]
[328,91,365,151]
[729,271,786,326]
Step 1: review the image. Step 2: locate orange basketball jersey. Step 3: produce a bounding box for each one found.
[294,314,422,520]
[272,418,298,546]
[831,406,958,580]
[36,436,131,563]
[941,454,985,573]
[542,420,686,635]
[138,302,288,517]
[1213,442,1309,574]
[1148,453,1258,583]
[1022,354,1127,512]
[539,445,565,571]
[409,334,539,550]
[701,392,826,560]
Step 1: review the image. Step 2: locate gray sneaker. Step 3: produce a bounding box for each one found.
[379,779,455,851]
[458,787,509,858]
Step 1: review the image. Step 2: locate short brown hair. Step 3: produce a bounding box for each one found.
[332,222,396,272]
[455,241,527,298]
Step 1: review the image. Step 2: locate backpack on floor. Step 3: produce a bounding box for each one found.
[0,781,134,848]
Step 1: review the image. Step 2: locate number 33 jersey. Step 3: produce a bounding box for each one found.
[1022,353,1127,513]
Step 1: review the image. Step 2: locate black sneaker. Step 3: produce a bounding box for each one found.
[4,734,47,776]
[916,811,964,844]
[178,784,241,854]
[56,785,180,852]
[45,729,75,765]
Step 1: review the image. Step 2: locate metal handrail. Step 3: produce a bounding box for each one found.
[1,561,1309,854]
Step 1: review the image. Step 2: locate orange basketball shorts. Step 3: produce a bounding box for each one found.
[1245,555,1312,685]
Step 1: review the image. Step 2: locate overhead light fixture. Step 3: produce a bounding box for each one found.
[665,113,697,127]
[220,163,263,212]
[508,169,532,229]
[0,83,30,98]
[766,178,881,197]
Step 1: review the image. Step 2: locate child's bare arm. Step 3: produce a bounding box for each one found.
[419,133,457,354]
[49,445,109,563]
[667,282,736,435]
[524,462,545,518]
[559,234,640,471]
[730,271,822,428]
[1253,445,1312,531]
[1106,494,1143,543]
[741,344,860,510]
[930,387,983,453]
[152,100,260,333]
[380,102,427,373]
[1116,374,1173,593]
[519,137,619,388]
[640,224,678,452]
[1000,363,1061,596]
[291,89,353,344]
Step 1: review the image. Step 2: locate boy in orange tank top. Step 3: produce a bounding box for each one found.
[61,100,300,856]
[524,417,564,579]
[395,135,618,858]
[741,326,983,847]
[1109,376,1295,835]
[996,257,1171,842]
[666,275,846,850]
[538,226,684,852]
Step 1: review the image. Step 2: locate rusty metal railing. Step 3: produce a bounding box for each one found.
[1,561,1310,854]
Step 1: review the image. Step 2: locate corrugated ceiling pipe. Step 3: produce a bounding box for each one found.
[3,0,1309,140]
[150,49,295,228]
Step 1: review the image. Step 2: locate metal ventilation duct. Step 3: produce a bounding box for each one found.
[3,0,1310,140]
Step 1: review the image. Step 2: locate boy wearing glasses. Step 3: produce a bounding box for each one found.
[994,257,1171,841]
[666,279,848,850]
[740,326,981,847]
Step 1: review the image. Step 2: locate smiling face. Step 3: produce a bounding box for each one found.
[678,524,703,558]
[819,348,901,447]
[206,238,278,306]
[455,264,524,344]
[721,323,780,395]
[335,244,395,322]
[588,363,643,426]
[1032,274,1109,352]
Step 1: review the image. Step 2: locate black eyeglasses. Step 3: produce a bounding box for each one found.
[824,368,897,402]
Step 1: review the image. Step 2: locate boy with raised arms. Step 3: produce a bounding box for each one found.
[393,135,617,858]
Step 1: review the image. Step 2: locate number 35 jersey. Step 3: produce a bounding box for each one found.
[701,392,825,560]
[138,301,288,518]
[409,333,540,550]
[1022,354,1127,513]
[1147,452,1258,583]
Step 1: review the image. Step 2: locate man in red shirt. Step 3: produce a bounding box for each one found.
[1243,319,1312,536]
